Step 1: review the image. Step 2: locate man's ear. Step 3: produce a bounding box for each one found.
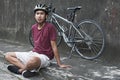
[46,14,48,19]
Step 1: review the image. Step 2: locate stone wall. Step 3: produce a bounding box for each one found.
[0,0,120,65]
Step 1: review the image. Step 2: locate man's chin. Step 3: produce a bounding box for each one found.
[37,21,42,24]
[37,21,45,24]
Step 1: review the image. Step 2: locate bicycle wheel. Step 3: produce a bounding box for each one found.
[75,20,105,60]
[29,29,34,47]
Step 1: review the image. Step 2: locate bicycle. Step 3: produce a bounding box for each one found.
[29,4,105,60]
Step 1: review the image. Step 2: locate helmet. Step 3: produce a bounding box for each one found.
[34,4,48,14]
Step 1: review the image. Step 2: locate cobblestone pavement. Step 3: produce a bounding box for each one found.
[0,39,120,80]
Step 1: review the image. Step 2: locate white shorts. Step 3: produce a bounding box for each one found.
[15,51,50,71]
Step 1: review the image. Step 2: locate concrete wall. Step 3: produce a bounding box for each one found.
[0,0,120,65]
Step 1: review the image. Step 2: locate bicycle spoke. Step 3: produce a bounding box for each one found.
[91,45,100,53]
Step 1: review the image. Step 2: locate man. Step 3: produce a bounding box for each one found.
[5,4,70,78]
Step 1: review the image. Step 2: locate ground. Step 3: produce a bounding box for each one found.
[0,39,120,80]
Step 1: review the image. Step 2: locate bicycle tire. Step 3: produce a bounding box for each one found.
[28,21,62,47]
[74,20,105,60]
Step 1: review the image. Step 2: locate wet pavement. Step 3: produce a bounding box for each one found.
[0,39,120,80]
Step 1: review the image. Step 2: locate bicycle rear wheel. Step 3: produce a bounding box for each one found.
[75,20,105,60]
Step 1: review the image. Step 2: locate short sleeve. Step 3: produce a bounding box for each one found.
[49,24,57,41]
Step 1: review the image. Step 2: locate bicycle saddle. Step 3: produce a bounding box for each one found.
[67,6,82,11]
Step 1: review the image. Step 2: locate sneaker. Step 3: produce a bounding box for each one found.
[7,65,21,74]
[22,70,38,78]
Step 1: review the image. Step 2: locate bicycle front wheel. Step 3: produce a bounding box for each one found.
[75,20,105,60]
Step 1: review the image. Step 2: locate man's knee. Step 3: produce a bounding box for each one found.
[27,57,41,68]
[4,52,16,61]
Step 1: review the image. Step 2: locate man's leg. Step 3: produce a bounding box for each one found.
[21,56,41,78]
[5,52,25,73]
[5,52,41,73]
[5,52,45,77]
[20,56,41,72]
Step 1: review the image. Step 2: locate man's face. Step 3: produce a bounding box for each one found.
[34,10,47,24]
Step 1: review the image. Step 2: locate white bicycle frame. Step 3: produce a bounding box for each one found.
[50,12,84,47]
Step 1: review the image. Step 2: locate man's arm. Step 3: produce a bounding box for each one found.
[51,40,71,68]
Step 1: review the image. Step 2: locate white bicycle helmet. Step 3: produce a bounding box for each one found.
[34,4,48,14]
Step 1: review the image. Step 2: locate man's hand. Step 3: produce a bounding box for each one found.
[59,64,72,68]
